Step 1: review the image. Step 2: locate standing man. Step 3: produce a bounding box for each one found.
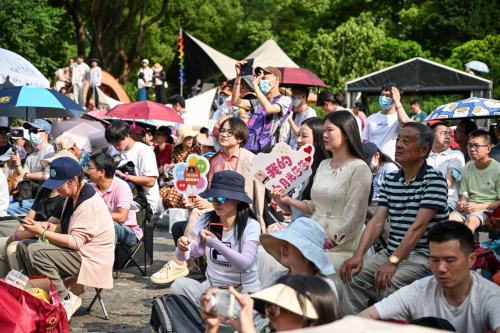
[287,86,317,150]
[170,95,192,130]
[453,119,478,163]
[408,99,428,124]
[340,123,449,315]
[361,83,410,160]
[72,55,89,107]
[85,58,102,110]
[138,59,153,100]
[427,123,465,212]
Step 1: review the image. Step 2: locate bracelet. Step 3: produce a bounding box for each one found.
[125,172,129,181]
[234,82,240,85]
[396,106,403,110]
[14,233,18,241]
[47,223,51,229]
[42,229,48,242]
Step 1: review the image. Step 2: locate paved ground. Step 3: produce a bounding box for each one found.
[70,217,174,332]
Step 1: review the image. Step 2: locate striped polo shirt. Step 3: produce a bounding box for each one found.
[379,161,448,257]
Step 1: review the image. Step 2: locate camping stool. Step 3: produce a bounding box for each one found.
[114,209,147,279]
[167,208,189,233]
[63,276,109,320]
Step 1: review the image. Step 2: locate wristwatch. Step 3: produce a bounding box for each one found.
[388,255,400,266]
[23,173,28,181]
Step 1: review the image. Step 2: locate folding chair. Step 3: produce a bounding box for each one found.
[114,209,147,279]
[63,276,109,320]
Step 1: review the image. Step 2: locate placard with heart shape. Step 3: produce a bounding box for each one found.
[250,143,315,192]
[173,154,210,206]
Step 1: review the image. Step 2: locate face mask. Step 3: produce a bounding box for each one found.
[30,133,43,146]
[292,95,303,107]
[369,160,378,171]
[379,96,393,110]
[259,80,272,94]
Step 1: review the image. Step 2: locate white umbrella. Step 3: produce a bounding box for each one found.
[61,122,105,152]
[0,48,50,88]
[51,117,105,139]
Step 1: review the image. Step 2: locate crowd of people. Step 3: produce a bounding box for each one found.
[0,58,499,332]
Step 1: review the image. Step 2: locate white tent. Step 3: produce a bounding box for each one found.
[0,48,50,88]
[246,37,299,69]
[96,87,123,109]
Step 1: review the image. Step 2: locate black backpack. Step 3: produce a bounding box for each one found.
[150,294,205,333]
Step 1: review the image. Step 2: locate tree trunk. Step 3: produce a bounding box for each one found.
[61,0,86,58]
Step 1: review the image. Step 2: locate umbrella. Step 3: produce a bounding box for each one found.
[277,67,327,87]
[106,100,183,123]
[84,109,110,124]
[0,86,86,119]
[427,98,500,120]
[61,122,105,152]
[0,48,50,88]
[465,61,489,73]
[51,116,105,138]
[0,76,14,89]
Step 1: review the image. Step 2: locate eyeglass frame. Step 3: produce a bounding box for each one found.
[466,144,489,150]
[219,128,234,137]
[437,131,454,138]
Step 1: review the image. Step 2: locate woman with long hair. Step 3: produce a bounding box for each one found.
[272,111,373,301]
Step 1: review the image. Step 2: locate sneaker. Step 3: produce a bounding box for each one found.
[62,291,82,321]
[150,260,189,284]
[186,267,205,281]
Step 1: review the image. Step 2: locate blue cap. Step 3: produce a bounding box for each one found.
[363,141,378,163]
[42,157,82,190]
[23,119,52,134]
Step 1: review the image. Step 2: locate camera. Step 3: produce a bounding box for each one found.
[205,289,235,319]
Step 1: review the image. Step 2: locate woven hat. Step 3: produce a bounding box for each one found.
[152,63,163,71]
[175,125,198,146]
[54,135,75,152]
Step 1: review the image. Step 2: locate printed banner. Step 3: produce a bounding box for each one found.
[250,143,315,192]
[173,154,209,206]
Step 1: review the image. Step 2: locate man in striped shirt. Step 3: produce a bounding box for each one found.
[340,122,449,315]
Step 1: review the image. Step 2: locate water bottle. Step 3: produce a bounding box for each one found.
[462,192,470,204]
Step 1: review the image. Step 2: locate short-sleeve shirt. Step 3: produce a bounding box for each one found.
[378,161,449,256]
[372,162,399,200]
[154,144,174,167]
[192,213,261,290]
[460,159,500,204]
[91,177,143,240]
[31,187,66,220]
[78,149,91,170]
[24,143,55,182]
[408,110,428,124]
[207,150,240,182]
[250,95,292,142]
[361,111,401,160]
[374,272,500,333]
[288,107,317,150]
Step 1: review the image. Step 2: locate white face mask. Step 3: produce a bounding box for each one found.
[369,156,378,171]
[292,95,303,107]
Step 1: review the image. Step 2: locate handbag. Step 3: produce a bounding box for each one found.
[206,238,243,292]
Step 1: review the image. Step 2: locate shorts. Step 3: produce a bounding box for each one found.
[452,210,487,225]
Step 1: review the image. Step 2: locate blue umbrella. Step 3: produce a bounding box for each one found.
[0,86,86,118]
[427,98,500,120]
[465,61,489,73]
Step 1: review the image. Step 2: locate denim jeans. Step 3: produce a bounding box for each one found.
[7,199,35,215]
[114,221,138,247]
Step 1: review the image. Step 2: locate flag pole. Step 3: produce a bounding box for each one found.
[178,28,185,97]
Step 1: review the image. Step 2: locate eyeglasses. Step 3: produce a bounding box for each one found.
[219,128,234,137]
[206,197,227,204]
[29,128,46,134]
[0,130,7,135]
[467,144,489,150]
[264,304,281,318]
[437,131,454,138]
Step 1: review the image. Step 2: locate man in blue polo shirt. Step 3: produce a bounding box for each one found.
[340,122,449,315]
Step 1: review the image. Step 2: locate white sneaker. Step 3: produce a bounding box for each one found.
[62,291,82,321]
[150,260,189,284]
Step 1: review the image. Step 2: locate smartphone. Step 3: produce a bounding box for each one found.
[11,215,32,225]
[208,223,224,241]
[240,58,254,76]
[205,289,235,319]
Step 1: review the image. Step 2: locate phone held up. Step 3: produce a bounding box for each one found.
[240,58,254,77]
[205,288,235,319]
[208,223,224,241]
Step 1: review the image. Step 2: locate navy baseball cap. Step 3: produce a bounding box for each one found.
[363,141,379,163]
[42,157,82,190]
[23,119,52,134]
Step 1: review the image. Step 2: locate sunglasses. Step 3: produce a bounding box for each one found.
[206,197,227,204]
[264,304,281,317]
[29,128,46,134]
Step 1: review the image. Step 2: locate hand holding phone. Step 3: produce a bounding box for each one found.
[240,58,254,77]
[205,289,235,319]
[208,223,224,241]
[11,215,33,225]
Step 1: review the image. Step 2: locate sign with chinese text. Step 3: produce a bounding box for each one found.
[173,154,210,206]
[250,143,314,192]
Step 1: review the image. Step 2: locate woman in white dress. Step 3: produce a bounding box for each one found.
[272,110,373,301]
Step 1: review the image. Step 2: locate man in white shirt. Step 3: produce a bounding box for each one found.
[361,83,410,159]
[317,90,362,136]
[85,58,102,110]
[287,86,317,150]
[137,59,153,99]
[105,120,160,211]
[427,122,465,212]
[71,55,90,107]
[171,95,192,130]
[359,221,500,333]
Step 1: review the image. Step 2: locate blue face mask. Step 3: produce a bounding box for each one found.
[259,80,272,94]
[379,96,393,110]
[30,133,43,146]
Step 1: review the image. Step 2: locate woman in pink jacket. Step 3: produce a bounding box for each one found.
[18,157,115,321]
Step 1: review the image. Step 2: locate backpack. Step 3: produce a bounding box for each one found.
[150,294,205,333]
[245,95,291,153]
[472,241,499,276]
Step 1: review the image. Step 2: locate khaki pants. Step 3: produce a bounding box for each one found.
[0,237,22,277]
[183,208,214,237]
[17,240,81,299]
[341,251,431,315]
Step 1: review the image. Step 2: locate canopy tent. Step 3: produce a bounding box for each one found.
[83,70,130,104]
[345,57,493,108]
[0,48,50,88]
[246,37,299,69]
[166,31,237,86]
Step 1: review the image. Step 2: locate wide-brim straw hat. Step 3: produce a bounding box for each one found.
[41,150,78,171]
[175,125,198,146]
[152,63,163,71]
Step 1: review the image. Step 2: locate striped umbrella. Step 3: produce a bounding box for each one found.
[0,85,86,119]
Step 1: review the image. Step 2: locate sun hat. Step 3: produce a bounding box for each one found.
[175,125,198,146]
[23,119,52,134]
[152,63,163,71]
[251,284,318,320]
[0,147,26,161]
[54,135,75,152]
[241,75,254,89]
[221,86,232,95]
[259,217,335,276]
[42,157,82,190]
[362,141,378,163]
[199,170,252,204]
[90,58,100,65]
[198,136,214,147]
[254,66,282,83]
[40,149,79,170]
[130,124,146,134]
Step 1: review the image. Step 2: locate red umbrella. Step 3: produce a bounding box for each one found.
[106,101,183,123]
[277,67,327,87]
[86,109,110,124]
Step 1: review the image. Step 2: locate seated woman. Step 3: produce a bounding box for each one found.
[170,170,261,327]
[201,275,342,333]
[16,157,115,321]
[0,150,75,277]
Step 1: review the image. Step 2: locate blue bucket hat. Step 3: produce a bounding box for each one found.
[42,157,82,190]
[199,170,252,204]
[23,119,52,134]
[259,217,335,276]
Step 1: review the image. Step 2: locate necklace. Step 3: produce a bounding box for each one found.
[223,225,235,232]
[329,158,353,177]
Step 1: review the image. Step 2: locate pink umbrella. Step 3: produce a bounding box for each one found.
[276,67,327,87]
[85,109,110,124]
[106,101,183,123]
[62,122,104,152]
[51,117,105,138]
